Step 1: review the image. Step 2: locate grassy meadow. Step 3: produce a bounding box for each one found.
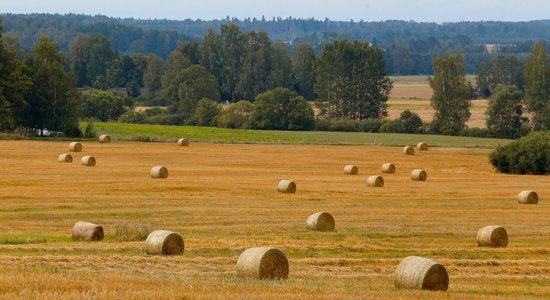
[89,122,510,149]
[1,139,550,298]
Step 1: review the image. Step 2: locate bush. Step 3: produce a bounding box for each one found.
[314,119,332,131]
[378,119,404,133]
[83,122,96,138]
[189,98,221,127]
[358,119,384,132]
[145,113,183,125]
[329,119,359,132]
[80,90,132,122]
[489,131,550,174]
[217,100,254,129]
[118,111,147,124]
[252,88,314,130]
[459,127,492,138]
[399,110,424,134]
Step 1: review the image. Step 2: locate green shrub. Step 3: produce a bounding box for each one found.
[489,131,550,174]
[83,122,96,138]
[145,113,183,125]
[329,119,359,132]
[358,119,384,132]
[189,98,221,127]
[118,111,147,124]
[399,110,424,134]
[217,100,254,129]
[459,127,492,138]
[314,119,332,131]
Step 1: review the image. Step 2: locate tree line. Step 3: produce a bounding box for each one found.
[3,17,550,141]
[3,14,550,75]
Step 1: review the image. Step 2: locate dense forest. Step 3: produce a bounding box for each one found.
[2,13,550,74]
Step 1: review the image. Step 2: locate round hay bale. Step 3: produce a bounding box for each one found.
[81,156,96,167]
[344,165,358,175]
[367,175,384,187]
[237,247,289,280]
[177,138,190,146]
[58,153,73,163]
[394,256,449,291]
[417,142,429,151]
[277,180,296,194]
[151,166,169,179]
[477,225,508,248]
[518,190,538,204]
[145,230,184,255]
[98,135,111,143]
[69,142,82,152]
[403,146,415,155]
[381,163,396,174]
[71,221,104,241]
[411,169,427,181]
[306,212,335,231]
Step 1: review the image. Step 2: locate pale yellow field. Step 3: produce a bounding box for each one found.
[389,76,488,128]
[0,140,549,298]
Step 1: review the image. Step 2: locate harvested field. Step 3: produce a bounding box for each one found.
[0,140,550,298]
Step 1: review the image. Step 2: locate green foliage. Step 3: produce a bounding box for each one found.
[459,128,491,138]
[80,90,132,122]
[23,37,80,136]
[429,53,471,135]
[292,43,316,100]
[490,132,550,174]
[252,88,314,130]
[358,119,384,133]
[190,98,221,127]
[67,34,117,87]
[99,55,143,97]
[379,120,404,133]
[217,100,254,129]
[315,39,392,120]
[0,23,32,131]
[118,111,147,124]
[524,43,550,129]
[486,85,529,139]
[83,121,96,138]
[167,65,219,121]
[399,110,424,134]
[476,56,524,98]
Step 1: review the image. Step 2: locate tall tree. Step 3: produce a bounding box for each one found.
[0,22,31,131]
[142,54,164,97]
[315,39,392,120]
[219,24,244,102]
[161,41,196,92]
[524,43,550,129]
[237,30,272,100]
[292,43,316,100]
[476,55,524,98]
[268,42,293,90]
[429,53,470,134]
[168,65,220,121]
[486,85,528,139]
[67,34,117,87]
[101,55,143,97]
[24,37,80,135]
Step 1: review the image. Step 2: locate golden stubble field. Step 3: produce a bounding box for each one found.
[1,140,550,299]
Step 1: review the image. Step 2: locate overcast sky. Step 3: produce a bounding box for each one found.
[1,0,549,23]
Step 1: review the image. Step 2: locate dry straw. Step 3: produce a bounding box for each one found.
[344,165,358,175]
[151,166,169,179]
[394,256,449,291]
[98,135,111,143]
[277,180,296,193]
[381,163,396,174]
[71,221,104,241]
[69,142,83,152]
[417,142,429,151]
[518,190,538,204]
[411,169,427,181]
[367,175,384,187]
[237,247,289,280]
[306,212,335,231]
[477,225,508,248]
[177,138,190,146]
[145,230,184,255]
[58,154,73,163]
[403,146,415,155]
[81,156,96,167]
